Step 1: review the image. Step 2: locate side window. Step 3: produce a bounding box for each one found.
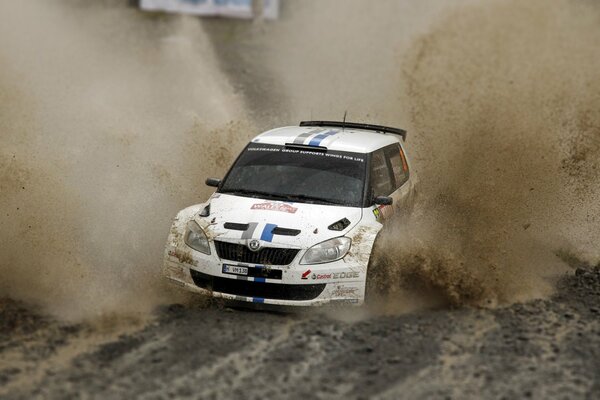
[370,149,394,198]
[385,144,409,190]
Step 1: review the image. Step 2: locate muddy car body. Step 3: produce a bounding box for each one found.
[163,121,417,306]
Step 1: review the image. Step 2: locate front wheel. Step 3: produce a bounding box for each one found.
[364,234,393,304]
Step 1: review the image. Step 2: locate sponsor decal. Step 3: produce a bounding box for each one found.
[311,271,360,280]
[251,202,298,214]
[301,269,312,280]
[373,208,382,221]
[373,205,394,222]
[331,286,359,297]
[168,249,198,266]
[334,271,360,279]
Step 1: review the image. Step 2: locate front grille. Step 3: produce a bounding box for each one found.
[190,270,326,301]
[214,241,299,266]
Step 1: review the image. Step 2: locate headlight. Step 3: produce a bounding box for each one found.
[300,237,351,265]
[184,220,211,255]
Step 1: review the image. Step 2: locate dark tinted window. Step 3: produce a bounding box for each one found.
[385,144,409,190]
[370,148,394,197]
[220,144,367,207]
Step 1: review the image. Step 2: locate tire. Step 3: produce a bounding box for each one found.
[364,233,392,304]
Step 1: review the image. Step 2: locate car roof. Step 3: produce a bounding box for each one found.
[251,125,401,153]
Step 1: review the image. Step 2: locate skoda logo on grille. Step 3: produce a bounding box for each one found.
[248,239,261,252]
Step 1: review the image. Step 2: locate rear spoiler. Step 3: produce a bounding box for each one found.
[299,120,407,141]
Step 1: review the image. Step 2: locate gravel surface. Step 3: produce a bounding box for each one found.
[1,266,599,399]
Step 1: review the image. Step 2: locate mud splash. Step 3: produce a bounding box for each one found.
[258,0,599,309]
[378,0,600,307]
[0,1,253,320]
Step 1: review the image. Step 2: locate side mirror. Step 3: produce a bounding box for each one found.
[205,178,221,188]
[373,196,393,206]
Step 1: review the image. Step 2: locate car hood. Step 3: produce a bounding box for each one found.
[198,193,362,248]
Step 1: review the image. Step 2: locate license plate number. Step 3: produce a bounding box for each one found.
[222,264,249,276]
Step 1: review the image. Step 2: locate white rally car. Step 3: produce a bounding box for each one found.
[163,121,417,306]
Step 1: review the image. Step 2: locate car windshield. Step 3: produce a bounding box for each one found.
[219,143,367,207]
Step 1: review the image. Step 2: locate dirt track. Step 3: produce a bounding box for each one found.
[1,266,599,399]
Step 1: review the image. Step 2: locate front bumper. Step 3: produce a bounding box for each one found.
[163,243,366,307]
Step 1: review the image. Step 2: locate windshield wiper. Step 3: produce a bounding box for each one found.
[220,188,290,201]
[281,194,341,205]
[220,188,342,205]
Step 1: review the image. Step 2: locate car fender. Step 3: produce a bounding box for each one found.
[344,220,383,274]
[165,203,206,250]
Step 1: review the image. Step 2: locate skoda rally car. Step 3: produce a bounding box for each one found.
[163,121,417,306]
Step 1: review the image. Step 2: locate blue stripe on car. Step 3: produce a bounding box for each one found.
[253,297,265,303]
[308,129,338,146]
[254,277,266,283]
[293,128,324,144]
[260,223,277,242]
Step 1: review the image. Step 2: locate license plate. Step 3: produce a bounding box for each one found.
[222,264,249,276]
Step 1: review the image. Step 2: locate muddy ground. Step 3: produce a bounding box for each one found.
[1,266,599,399]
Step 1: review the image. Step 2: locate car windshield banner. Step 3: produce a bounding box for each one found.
[140,0,279,20]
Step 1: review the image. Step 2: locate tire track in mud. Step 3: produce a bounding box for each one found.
[0,300,148,398]
[375,313,499,399]
[140,317,301,399]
